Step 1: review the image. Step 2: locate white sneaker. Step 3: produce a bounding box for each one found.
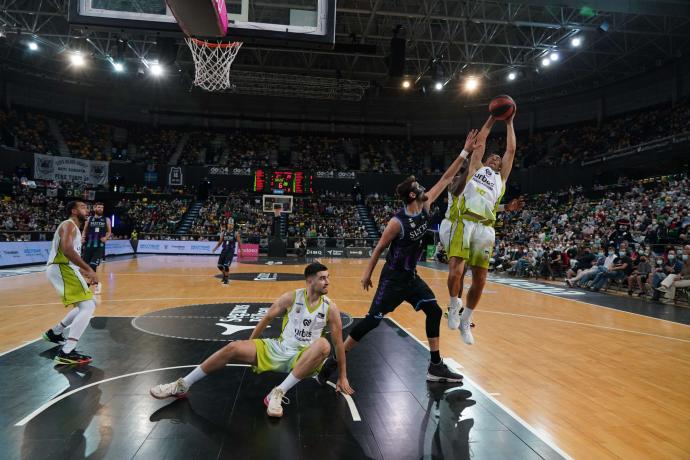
[460,319,475,345]
[264,387,289,418]
[150,378,189,399]
[447,304,461,330]
[94,283,102,295]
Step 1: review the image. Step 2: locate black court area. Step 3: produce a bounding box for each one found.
[1,313,565,460]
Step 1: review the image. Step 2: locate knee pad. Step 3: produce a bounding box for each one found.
[348,312,383,342]
[421,302,442,338]
[77,299,96,317]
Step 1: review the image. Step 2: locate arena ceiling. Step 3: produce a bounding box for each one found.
[1,0,689,101]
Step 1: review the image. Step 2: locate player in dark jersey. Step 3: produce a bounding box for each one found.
[82,202,111,295]
[317,130,484,385]
[212,218,242,284]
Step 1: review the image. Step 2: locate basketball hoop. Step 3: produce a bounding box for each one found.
[185,37,242,92]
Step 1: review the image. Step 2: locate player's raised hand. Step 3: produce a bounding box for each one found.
[463,129,479,152]
[336,376,355,395]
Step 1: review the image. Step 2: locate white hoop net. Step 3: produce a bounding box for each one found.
[185,38,242,92]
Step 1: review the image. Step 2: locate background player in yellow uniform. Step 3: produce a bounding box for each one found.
[42,201,99,365]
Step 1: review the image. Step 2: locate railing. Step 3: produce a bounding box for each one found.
[581,131,690,166]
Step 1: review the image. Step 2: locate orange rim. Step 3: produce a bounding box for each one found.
[189,37,242,48]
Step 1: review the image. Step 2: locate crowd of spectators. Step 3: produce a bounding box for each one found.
[493,174,689,303]
[114,197,189,236]
[0,109,59,155]
[3,99,689,172]
[59,118,113,161]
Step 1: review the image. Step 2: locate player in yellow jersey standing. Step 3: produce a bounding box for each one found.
[42,201,99,365]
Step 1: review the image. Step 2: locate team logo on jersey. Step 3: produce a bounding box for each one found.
[410,220,416,228]
[303,319,312,327]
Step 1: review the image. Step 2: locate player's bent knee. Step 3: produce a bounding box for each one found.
[421,302,442,338]
[316,337,331,356]
[78,299,96,316]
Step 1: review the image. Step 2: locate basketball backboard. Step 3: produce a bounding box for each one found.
[69,0,336,48]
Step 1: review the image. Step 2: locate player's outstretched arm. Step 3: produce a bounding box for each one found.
[501,111,517,181]
[327,301,354,395]
[424,129,482,205]
[466,115,495,179]
[361,218,401,291]
[249,291,292,339]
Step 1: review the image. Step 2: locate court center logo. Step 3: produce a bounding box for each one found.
[132,303,278,341]
[131,302,353,341]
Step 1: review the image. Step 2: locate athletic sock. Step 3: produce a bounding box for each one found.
[461,307,474,322]
[450,296,460,309]
[61,339,78,354]
[430,350,441,364]
[53,308,80,334]
[277,372,300,393]
[183,366,207,388]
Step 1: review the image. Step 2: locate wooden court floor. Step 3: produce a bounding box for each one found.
[1,255,689,459]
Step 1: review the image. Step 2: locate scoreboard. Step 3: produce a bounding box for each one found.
[253,170,313,194]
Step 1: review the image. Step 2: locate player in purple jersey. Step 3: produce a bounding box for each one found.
[317,130,484,384]
[212,218,242,284]
[81,202,111,294]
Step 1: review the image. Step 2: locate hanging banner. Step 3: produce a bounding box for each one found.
[34,154,109,185]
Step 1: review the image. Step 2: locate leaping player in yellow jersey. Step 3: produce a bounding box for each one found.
[447,110,517,345]
[42,201,99,365]
[150,262,353,418]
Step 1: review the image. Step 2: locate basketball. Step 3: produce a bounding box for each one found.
[489,95,516,120]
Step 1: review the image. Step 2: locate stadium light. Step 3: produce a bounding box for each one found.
[434,81,443,91]
[401,80,411,89]
[549,52,560,61]
[150,61,164,77]
[112,61,124,72]
[541,57,551,67]
[507,71,517,81]
[571,36,582,47]
[464,76,479,91]
[70,51,86,67]
[28,41,38,51]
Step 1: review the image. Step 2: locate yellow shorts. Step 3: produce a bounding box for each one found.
[445,219,495,269]
[46,264,93,306]
[253,338,325,375]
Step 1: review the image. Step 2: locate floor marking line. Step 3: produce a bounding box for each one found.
[1,297,373,309]
[0,337,41,357]
[14,364,250,427]
[479,310,690,344]
[417,264,690,329]
[325,381,362,422]
[385,317,572,460]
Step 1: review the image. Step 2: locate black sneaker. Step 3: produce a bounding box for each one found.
[315,355,337,386]
[42,329,65,345]
[222,277,229,285]
[54,350,93,365]
[427,360,463,383]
